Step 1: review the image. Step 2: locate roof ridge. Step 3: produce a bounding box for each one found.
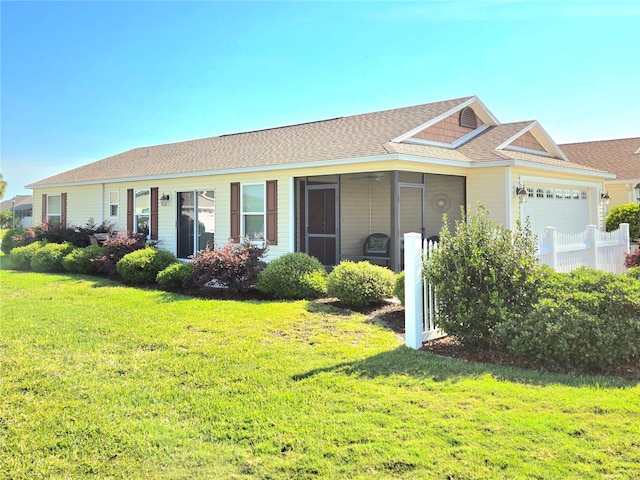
[559,137,640,146]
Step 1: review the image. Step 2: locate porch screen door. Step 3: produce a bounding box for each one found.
[306,186,338,266]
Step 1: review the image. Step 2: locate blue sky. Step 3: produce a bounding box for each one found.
[1,0,639,199]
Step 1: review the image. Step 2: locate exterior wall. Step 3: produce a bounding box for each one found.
[510,131,544,151]
[466,167,509,226]
[33,185,103,228]
[413,111,484,144]
[605,182,636,208]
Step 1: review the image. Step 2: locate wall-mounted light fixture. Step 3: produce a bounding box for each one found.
[600,192,611,206]
[635,183,640,204]
[515,184,528,204]
[160,193,170,206]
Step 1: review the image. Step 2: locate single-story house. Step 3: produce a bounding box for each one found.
[26,96,613,271]
[560,138,640,214]
[0,195,33,227]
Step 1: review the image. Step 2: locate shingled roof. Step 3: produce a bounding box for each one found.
[560,138,640,180]
[27,96,608,188]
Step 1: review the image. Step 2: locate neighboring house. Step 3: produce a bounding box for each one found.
[560,138,640,217]
[0,195,33,227]
[26,96,612,272]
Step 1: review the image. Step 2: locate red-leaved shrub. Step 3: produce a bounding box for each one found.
[625,247,640,268]
[187,239,268,292]
[93,233,148,277]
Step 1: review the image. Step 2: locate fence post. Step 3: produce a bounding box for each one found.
[404,232,423,350]
[620,223,631,254]
[586,225,597,269]
[544,227,558,270]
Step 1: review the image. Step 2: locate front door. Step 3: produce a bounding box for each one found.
[306,185,338,266]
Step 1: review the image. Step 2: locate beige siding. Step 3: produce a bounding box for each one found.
[510,131,545,151]
[467,168,508,225]
[413,110,484,144]
[33,185,103,228]
[340,175,391,256]
[606,183,635,208]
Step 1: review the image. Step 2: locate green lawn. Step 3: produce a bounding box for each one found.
[1,268,639,479]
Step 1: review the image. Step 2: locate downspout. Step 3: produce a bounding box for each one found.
[289,177,295,252]
[504,167,513,229]
[100,184,105,225]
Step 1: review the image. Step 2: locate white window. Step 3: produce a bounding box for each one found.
[241,183,265,240]
[135,189,150,238]
[47,194,61,226]
[109,191,119,217]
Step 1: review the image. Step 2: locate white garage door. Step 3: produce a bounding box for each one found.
[522,186,590,236]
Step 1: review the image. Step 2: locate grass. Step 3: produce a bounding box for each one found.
[1,267,640,479]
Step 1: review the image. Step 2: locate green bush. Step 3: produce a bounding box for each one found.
[116,247,177,284]
[625,266,640,281]
[495,267,640,372]
[393,271,405,305]
[156,262,194,289]
[606,203,640,240]
[425,205,540,350]
[256,253,327,299]
[327,261,396,307]
[9,241,47,270]
[62,245,105,275]
[30,242,75,272]
[1,228,32,255]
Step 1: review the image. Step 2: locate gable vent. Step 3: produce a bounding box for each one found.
[459,107,477,128]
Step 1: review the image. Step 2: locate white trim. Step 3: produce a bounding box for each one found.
[470,159,615,179]
[519,175,602,189]
[402,123,490,149]
[496,121,569,162]
[391,96,500,143]
[288,177,295,253]
[240,182,266,240]
[502,145,554,158]
[505,167,513,229]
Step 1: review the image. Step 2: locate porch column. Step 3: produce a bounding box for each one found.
[390,171,400,272]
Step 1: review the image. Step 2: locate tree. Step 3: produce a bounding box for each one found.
[0,210,12,228]
[0,173,6,200]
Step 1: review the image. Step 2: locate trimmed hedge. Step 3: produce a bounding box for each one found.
[393,271,405,306]
[30,242,75,272]
[256,253,327,299]
[494,267,640,372]
[327,261,396,307]
[156,262,194,289]
[9,241,48,270]
[116,247,177,284]
[63,245,105,275]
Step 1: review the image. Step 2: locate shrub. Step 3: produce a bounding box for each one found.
[425,205,540,350]
[625,266,640,281]
[156,262,194,289]
[256,253,327,299]
[625,248,640,268]
[393,271,405,305]
[93,233,148,277]
[62,245,105,274]
[187,239,268,293]
[327,261,396,307]
[606,203,640,240]
[116,247,177,284]
[1,228,34,254]
[30,242,75,272]
[495,267,640,372]
[9,241,47,270]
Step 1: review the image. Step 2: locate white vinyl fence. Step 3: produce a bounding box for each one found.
[537,224,630,274]
[404,224,632,350]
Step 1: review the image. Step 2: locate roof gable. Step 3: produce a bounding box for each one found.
[496,121,569,161]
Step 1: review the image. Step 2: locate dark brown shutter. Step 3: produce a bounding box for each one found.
[41,194,47,225]
[60,193,68,228]
[127,189,134,233]
[266,180,277,245]
[230,182,240,242]
[150,187,159,241]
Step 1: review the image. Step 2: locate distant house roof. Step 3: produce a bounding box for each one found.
[560,138,640,181]
[0,195,33,211]
[27,96,609,188]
